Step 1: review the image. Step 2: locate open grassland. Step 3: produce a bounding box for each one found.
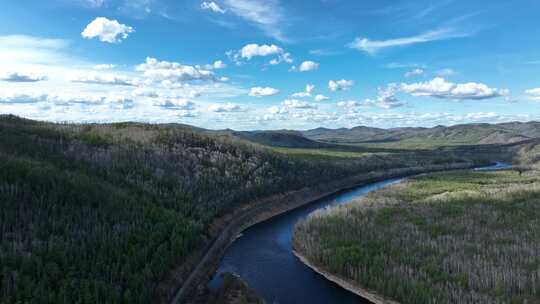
[270,146,371,158]
[0,115,493,304]
[294,166,540,304]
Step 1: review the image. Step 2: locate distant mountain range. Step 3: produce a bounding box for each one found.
[228,122,540,149]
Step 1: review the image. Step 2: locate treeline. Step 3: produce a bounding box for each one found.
[293,159,540,304]
[0,115,485,303]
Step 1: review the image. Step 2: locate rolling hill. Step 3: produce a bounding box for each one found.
[302,122,540,148]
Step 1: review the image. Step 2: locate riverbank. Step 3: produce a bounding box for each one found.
[293,250,399,304]
[169,161,485,303]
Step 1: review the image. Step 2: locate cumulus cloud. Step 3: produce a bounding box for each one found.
[400,77,508,100]
[48,93,106,105]
[0,91,48,104]
[329,79,354,91]
[0,71,48,82]
[203,60,227,70]
[363,85,404,109]
[249,86,280,97]
[106,94,135,109]
[349,28,471,54]
[81,17,134,43]
[136,57,215,83]
[132,87,159,98]
[298,61,320,72]
[314,94,329,102]
[282,99,317,109]
[241,44,282,59]
[291,84,315,98]
[526,88,540,100]
[201,1,226,13]
[404,68,424,78]
[337,86,403,109]
[228,43,292,65]
[267,105,287,114]
[70,72,137,86]
[208,103,244,112]
[153,98,195,110]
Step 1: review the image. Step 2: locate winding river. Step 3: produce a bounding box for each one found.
[208,162,510,304]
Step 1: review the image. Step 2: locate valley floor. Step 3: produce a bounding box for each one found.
[294,166,540,304]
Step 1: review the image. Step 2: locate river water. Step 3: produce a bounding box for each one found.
[208,162,509,304]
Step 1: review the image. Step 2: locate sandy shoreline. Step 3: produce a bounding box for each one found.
[293,250,400,304]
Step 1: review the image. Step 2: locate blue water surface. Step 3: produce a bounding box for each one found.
[208,162,510,304]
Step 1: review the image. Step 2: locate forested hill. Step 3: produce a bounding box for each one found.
[302,121,540,147]
[0,115,495,304]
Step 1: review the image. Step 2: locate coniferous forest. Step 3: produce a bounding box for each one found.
[0,115,493,303]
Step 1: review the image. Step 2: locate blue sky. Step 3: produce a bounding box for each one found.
[1,0,540,130]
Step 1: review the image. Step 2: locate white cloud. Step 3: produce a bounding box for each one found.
[363,85,404,109]
[337,86,403,109]
[298,61,320,72]
[203,60,227,70]
[282,99,317,109]
[401,77,508,100]
[136,57,215,83]
[208,103,244,112]
[70,71,137,86]
[337,100,362,108]
[187,90,202,98]
[0,71,48,82]
[268,52,293,65]
[464,112,498,120]
[349,28,471,54]
[223,0,286,41]
[267,105,287,114]
[404,68,424,78]
[329,79,354,91]
[153,98,195,110]
[48,93,108,105]
[314,94,329,102]
[249,87,280,97]
[201,1,226,13]
[0,91,48,104]
[241,44,282,59]
[93,64,116,70]
[228,43,292,66]
[106,94,135,109]
[526,88,540,100]
[81,17,134,43]
[291,84,315,98]
[132,87,159,98]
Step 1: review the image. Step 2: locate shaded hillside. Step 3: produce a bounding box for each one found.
[302,122,540,148]
[232,130,331,148]
[0,115,490,304]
